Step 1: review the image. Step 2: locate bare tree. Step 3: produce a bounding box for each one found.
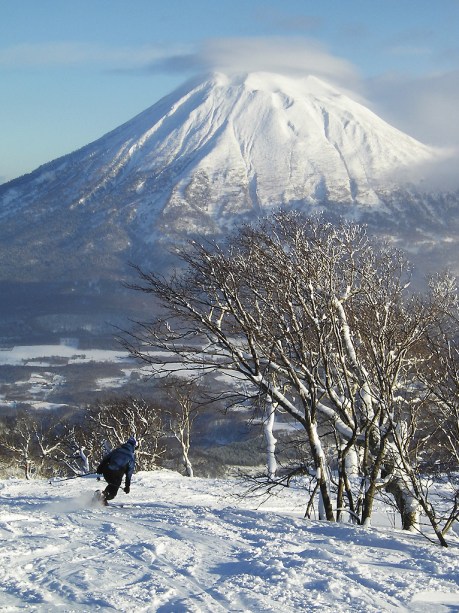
[85,397,165,470]
[0,413,37,479]
[423,273,459,467]
[157,377,203,477]
[123,212,457,544]
[411,273,459,539]
[47,424,91,475]
[0,412,64,478]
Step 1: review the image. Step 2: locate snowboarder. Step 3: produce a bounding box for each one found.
[95,436,137,505]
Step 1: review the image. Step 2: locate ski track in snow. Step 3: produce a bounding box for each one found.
[0,472,459,612]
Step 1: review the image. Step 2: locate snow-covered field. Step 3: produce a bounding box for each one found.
[0,345,129,367]
[1,471,459,612]
[0,345,140,411]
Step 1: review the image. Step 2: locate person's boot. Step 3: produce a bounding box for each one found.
[93,490,108,505]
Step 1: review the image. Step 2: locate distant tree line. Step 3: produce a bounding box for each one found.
[122,211,459,546]
[0,382,207,481]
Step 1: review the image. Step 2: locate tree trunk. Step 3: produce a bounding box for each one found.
[361,431,389,527]
[263,400,277,480]
[180,440,194,478]
[182,452,194,478]
[308,422,335,521]
[78,448,90,474]
[386,477,420,531]
[317,464,335,521]
[183,450,194,477]
[361,478,376,527]
[337,451,358,523]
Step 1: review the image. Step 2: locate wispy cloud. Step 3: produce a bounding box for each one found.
[148,37,361,91]
[0,41,189,70]
[366,69,459,188]
[367,69,459,148]
[0,38,359,90]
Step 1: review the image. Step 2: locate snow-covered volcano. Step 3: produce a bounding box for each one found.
[60,70,438,228]
[0,71,457,342]
[0,72,450,279]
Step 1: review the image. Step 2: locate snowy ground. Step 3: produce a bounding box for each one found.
[0,344,141,411]
[1,471,459,612]
[0,345,129,367]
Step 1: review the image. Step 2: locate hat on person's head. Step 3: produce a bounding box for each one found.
[127,436,137,448]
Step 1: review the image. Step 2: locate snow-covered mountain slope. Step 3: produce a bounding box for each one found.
[0,71,454,284]
[2,72,438,212]
[62,70,438,222]
[1,471,459,612]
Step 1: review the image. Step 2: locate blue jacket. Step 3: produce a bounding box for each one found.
[97,440,136,485]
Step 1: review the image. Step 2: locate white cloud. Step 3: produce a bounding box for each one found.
[366,69,459,148]
[149,37,362,92]
[365,70,459,189]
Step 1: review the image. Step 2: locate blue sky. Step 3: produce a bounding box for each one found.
[1,0,458,182]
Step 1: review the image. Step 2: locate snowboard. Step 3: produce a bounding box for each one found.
[92,490,131,508]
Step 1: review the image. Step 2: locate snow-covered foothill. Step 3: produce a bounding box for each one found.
[0,470,458,612]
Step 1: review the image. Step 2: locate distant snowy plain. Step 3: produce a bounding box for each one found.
[1,471,459,612]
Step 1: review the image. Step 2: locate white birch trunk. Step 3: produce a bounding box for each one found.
[181,443,194,478]
[345,446,359,476]
[317,466,326,520]
[310,423,331,520]
[264,399,277,480]
[78,448,90,474]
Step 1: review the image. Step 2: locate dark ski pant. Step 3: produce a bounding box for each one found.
[102,469,124,501]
